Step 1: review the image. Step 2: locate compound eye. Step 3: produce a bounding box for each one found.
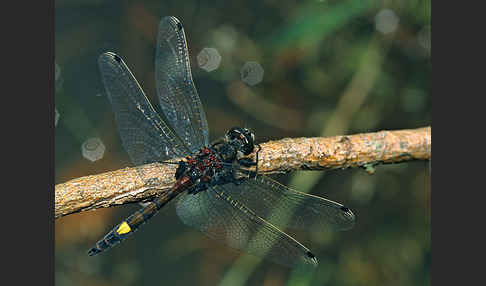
[226,128,239,139]
[242,128,254,139]
[230,131,239,140]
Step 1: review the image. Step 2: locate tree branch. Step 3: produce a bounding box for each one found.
[55,126,431,219]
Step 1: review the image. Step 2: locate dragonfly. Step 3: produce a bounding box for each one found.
[88,16,355,268]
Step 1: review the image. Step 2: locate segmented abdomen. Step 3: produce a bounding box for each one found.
[88,176,192,256]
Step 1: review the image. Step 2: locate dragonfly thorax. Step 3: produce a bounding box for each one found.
[174,147,228,194]
[225,127,255,156]
[174,128,257,195]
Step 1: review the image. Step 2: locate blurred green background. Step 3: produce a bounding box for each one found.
[55,0,430,285]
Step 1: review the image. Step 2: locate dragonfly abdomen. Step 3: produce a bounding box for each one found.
[88,176,192,256]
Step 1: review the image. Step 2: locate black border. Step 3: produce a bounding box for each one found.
[5,0,54,285]
[50,1,55,285]
[432,0,485,284]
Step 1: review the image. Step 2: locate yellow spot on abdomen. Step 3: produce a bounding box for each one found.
[116,222,131,235]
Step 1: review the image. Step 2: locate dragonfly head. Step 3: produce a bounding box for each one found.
[225,127,255,155]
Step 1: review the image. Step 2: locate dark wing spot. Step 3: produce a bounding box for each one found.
[340,206,350,212]
[306,251,315,259]
[177,22,183,30]
[113,54,122,63]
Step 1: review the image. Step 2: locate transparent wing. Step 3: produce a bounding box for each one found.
[175,186,318,267]
[155,16,210,152]
[99,52,191,165]
[221,175,356,231]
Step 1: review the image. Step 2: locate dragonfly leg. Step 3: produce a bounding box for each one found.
[237,158,256,167]
[236,143,261,179]
[236,143,261,167]
[175,161,188,179]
